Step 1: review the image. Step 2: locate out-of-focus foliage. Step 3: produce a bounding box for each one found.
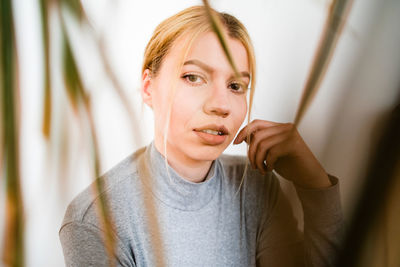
[1,0,24,266]
[294,0,354,125]
[2,0,119,265]
[1,0,355,266]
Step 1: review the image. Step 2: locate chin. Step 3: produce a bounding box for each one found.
[190,142,229,161]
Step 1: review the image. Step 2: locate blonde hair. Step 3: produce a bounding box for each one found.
[142,5,256,116]
[142,6,256,188]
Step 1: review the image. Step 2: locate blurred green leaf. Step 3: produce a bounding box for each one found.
[294,0,354,125]
[202,0,239,77]
[60,0,85,21]
[202,0,254,131]
[62,32,84,111]
[62,30,116,266]
[1,0,25,266]
[86,101,117,267]
[39,0,52,139]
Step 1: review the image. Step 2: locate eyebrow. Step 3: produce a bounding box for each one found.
[183,59,250,79]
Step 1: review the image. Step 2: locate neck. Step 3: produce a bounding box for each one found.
[154,141,213,183]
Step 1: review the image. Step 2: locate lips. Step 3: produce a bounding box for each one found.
[193,125,229,145]
[194,125,229,135]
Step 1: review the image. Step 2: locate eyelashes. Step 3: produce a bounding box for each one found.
[182,74,205,86]
[181,73,248,93]
[228,82,247,93]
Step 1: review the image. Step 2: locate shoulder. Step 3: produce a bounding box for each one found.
[61,147,147,228]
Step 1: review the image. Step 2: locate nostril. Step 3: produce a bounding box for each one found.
[203,87,231,116]
[209,108,230,117]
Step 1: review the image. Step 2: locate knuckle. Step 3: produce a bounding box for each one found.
[249,144,257,155]
[284,122,294,130]
[256,158,264,167]
[260,140,270,151]
[268,147,278,158]
[253,132,263,144]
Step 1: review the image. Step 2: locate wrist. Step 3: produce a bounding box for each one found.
[293,173,332,189]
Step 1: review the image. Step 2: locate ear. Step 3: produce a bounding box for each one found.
[141,69,153,108]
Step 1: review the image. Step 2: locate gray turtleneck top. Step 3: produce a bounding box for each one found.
[59,142,343,267]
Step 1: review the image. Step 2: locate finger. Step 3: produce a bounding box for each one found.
[235,119,278,144]
[254,134,288,173]
[234,119,279,144]
[247,125,292,168]
[235,123,279,147]
[233,125,251,145]
[264,146,283,172]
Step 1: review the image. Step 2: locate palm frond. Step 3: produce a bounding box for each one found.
[1,0,25,266]
[294,0,354,125]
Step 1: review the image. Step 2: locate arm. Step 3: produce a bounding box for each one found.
[295,175,343,267]
[256,176,342,267]
[256,181,305,267]
[234,120,343,266]
[59,222,135,267]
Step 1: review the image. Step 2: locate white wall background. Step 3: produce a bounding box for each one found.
[1,0,399,266]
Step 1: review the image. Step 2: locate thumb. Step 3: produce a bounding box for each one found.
[233,135,243,144]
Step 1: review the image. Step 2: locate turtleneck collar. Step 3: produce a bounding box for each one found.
[138,142,222,211]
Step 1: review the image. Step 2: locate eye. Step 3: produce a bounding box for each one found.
[228,81,247,93]
[182,74,205,85]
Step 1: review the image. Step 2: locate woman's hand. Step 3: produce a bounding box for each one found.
[233,120,331,189]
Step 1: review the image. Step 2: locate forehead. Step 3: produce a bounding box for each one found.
[167,31,249,75]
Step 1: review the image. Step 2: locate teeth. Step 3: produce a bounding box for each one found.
[201,129,223,135]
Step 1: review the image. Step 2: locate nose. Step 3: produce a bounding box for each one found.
[203,82,230,118]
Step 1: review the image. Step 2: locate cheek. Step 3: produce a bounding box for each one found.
[152,82,180,127]
[152,94,169,128]
[169,94,197,133]
[233,97,248,127]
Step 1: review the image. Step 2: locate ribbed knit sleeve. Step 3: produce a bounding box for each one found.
[59,221,135,267]
[256,175,343,267]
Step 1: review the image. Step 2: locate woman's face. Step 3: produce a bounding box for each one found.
[142,31,249,166]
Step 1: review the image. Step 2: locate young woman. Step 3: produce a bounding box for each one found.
[60,6,343,267]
